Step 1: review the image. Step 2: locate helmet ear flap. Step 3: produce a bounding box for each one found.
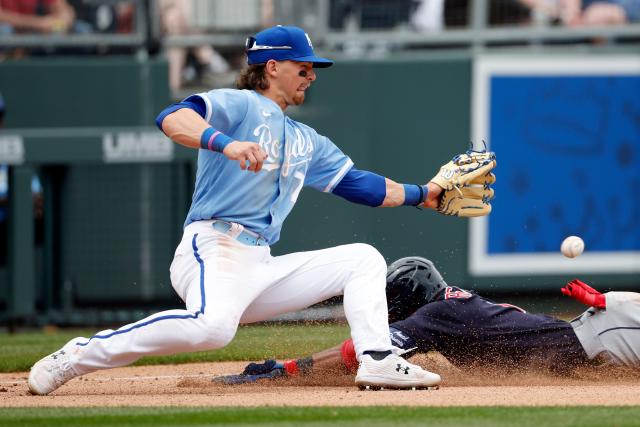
[385,257,448,323]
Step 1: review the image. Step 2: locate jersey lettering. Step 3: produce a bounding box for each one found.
[254,123,281,172]
[290,171,305,203]
[389,327,416,349]
[282,128,314,177]
[444,287,473,300]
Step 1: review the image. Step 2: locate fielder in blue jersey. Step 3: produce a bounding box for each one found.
[28,25,493,395]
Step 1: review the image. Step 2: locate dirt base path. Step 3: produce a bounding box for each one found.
[2,357,640,408]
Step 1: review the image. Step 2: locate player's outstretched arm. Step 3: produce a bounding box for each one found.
[159,108,268,173]
[214,341,354,385]
[331,154,494,215]
[381,179,443,208]
[332,168,438,209]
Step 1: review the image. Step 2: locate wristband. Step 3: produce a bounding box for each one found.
[200,127,234,153]
[402,184,428,206]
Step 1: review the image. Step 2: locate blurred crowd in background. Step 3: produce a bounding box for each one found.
[2,1,639,36]
[1,0,639,93]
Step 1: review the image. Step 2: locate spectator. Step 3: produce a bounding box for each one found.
[67,0,117,34]
[490,0,533,25]
[411,0,445,32]
[412,0,532,30]
[566,0,640,25]
[159,0,234,92]
[519,0,640,25]
[0,0,75,34]
[66,0,136,35]
[62,0,138,55]
[330,0,414,30]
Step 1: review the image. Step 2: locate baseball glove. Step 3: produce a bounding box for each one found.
[430,150,497,217]
[437,172,495,217]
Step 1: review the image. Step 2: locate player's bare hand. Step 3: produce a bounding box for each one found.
[422,182,443,209]
[223,141,268,173]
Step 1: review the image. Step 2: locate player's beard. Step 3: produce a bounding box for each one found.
[292,91,306,105]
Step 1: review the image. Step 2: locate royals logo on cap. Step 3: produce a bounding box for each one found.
[246,25,333,68]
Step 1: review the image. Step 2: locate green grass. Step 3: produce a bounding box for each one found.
[1,406,639,427]
[0,323,349,372]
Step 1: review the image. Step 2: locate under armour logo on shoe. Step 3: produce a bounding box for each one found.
[396,364,410,374]
[52,350,66,360]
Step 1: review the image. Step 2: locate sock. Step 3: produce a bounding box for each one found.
[363,350,392,361]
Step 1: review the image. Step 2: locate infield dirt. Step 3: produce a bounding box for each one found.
[2,355,640,407]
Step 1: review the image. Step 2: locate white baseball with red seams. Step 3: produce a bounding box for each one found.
[561,236,584,258]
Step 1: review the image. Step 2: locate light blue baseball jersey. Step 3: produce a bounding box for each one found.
[185,89,354,245]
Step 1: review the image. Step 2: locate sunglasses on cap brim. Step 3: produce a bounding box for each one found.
[245,36,293,51]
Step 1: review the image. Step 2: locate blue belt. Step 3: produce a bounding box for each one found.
[211,221,268,246]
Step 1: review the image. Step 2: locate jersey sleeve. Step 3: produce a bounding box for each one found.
[186,89,250,134]
[605,291,640,307]
[391,311,438,354]
[304,133,354,192]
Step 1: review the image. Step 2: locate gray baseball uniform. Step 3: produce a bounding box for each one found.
[571,292,640,367]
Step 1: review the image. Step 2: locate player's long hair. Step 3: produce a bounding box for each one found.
[236,64,269,91]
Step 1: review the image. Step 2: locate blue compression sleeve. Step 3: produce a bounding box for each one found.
[332,167,386,207]
[155,96,207,131]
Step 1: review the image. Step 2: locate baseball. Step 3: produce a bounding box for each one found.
[560,236,584,258]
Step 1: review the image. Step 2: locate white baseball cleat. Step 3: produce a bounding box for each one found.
[28,345,80,395]
[355,354,441,390]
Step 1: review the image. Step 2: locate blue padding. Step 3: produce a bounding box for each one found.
[333,167,386,207]
[155,97,207,131]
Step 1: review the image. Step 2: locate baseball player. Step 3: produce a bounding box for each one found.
[27,25,496,395]
[220,257,640,383]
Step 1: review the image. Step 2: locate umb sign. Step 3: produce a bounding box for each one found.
[0,135,25,165]
[103,131,174,163]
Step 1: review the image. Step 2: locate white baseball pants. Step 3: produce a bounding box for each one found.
[67,220,393,374]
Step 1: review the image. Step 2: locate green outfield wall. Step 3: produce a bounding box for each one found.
[0,54,636,324]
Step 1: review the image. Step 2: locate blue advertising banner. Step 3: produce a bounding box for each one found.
[470,56,640,276]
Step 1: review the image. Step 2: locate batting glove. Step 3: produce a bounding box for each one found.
[561,279,606,309]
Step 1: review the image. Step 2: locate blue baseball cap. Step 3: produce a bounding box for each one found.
[246,25,333,68]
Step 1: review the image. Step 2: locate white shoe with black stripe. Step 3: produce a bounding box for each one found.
[355,353,441,390]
